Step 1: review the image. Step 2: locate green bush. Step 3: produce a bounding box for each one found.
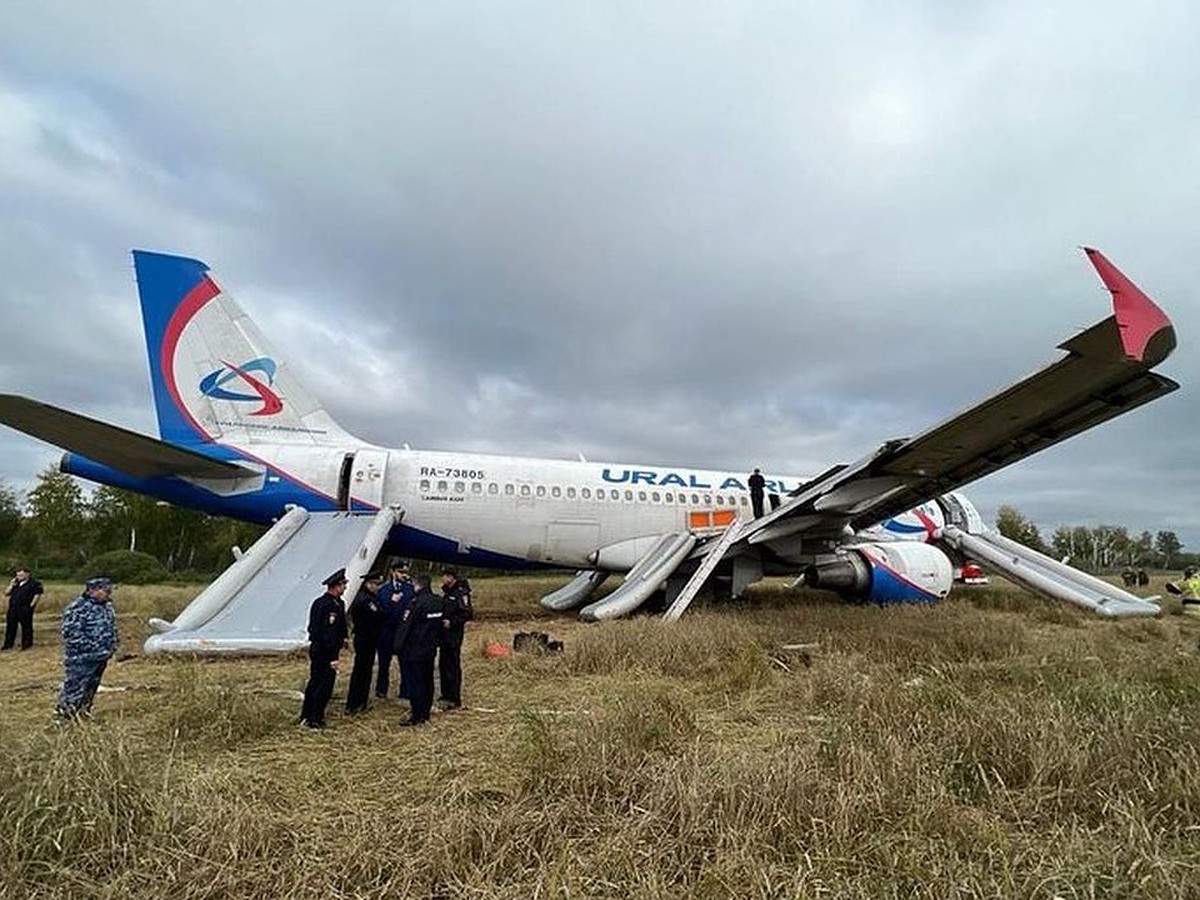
[81,549,168,585]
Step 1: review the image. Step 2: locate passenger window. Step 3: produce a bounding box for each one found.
[552,486,561,498]
[610,489,619,500]
[704,494,712,505]
[472,482,482,494]
[716,495,724,505]
[437,480,448,492]
[582,487,591,499]
[455,481,465,493]
[567,487,577,499]
[651,491,660,502]
[536,485,546,497]
[664,492,673,503]
[521,485,531,497]
[420,479,430,491]
[624,490,633,501]
[505,484,515,496]
[488,483,498,495]
[638,491,647,501]
[691,494,700,504]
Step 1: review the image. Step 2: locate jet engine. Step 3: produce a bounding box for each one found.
[802,542,953,605]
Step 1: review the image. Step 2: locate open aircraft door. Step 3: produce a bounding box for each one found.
[348,448,389,509]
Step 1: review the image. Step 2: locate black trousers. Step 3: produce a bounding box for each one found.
[402,656,435,723]
[438,627,464,705]
[376,629,401,697]
[301,651,336,725]
[3,604,33,649]
[345,640,376,712]
[751,491,764,518]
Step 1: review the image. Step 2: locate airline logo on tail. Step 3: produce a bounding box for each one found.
[198,357,284,417]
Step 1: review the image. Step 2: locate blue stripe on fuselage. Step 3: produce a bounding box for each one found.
[60,452,549,570]
[381,523,554,572]
[60,452,356,523]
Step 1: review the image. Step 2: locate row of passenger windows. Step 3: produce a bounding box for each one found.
[418,479,750,507]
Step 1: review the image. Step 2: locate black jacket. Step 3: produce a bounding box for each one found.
[348,586,384,650]
[6,577,43,610]
[393,588,447,662]
[443,578,474,630]
[307,591,348,661]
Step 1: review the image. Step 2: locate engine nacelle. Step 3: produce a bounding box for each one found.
[802,542,953,605]
[857,492,988,544]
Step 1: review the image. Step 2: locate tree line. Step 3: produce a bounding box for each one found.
[0,467,266,582]
[995,505,1192,572]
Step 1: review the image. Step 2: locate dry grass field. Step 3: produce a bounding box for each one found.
[1,575,1198,899]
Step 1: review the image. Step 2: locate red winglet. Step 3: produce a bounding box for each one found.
[1083,247,1174,364]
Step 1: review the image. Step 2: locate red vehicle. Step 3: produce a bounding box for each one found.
[957,562,989,586]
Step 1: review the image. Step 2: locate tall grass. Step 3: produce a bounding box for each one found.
[0,576,1198,897]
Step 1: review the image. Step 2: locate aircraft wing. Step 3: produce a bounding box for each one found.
[0,394,255,480]
[737,248,1178,547]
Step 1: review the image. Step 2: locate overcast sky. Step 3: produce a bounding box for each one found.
[0,2,1196,547]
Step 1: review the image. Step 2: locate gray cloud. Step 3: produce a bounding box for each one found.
[0,1,1196,547]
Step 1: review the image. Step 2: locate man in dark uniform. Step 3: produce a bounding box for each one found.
[438,568,473,710]
[393,573,447,726]
[300,568,349,729]
[345,570,385,714]
[748,468,766,519]
[3,566,44,650]
[375,561,414,699]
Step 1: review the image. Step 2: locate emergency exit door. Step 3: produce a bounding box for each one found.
[348,448,389,509]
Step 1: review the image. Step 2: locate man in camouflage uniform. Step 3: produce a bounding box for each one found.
[56,576,119,717]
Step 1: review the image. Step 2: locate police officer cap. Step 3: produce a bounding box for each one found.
[391,560,410,571]
[364,570,385,582]
[86,576,113,590]
[441,567,458,577]
[322,568,348,587]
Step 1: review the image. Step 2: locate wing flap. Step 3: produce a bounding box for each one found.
[0,394,254,480]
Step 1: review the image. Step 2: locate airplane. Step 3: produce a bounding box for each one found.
[0,247,1179,652]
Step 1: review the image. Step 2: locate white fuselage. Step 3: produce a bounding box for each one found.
[260,443,806,570]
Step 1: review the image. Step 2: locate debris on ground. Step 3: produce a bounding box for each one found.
[512,631,564,654]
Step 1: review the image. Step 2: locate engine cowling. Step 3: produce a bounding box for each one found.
[802,542,953,605]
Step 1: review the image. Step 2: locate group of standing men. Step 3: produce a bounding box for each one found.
[3,564,120,718]
[300,560,473,730]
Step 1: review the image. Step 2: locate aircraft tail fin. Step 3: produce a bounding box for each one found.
[133,250,354,448]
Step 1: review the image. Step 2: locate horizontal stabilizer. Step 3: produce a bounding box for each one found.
[0,394,254,480]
